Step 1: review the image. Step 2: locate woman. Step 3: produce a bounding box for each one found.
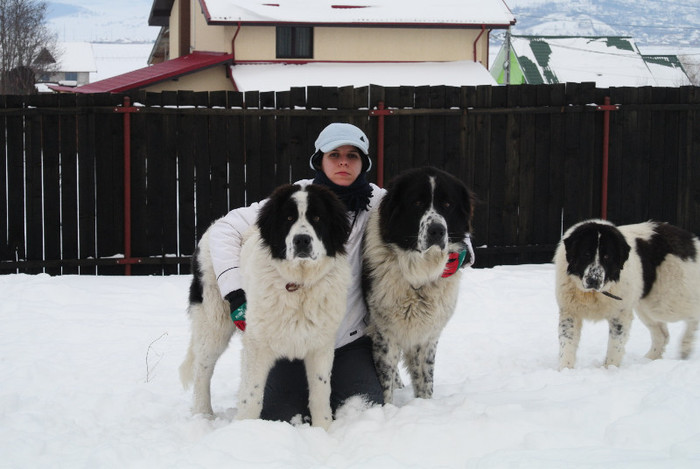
[208,122,386,423]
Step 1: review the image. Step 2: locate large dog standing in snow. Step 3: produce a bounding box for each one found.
[179,184,351,429]
[555,219,700,369]
[362,167,475,403]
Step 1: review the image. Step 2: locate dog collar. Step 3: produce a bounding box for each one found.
[600,290,622,301]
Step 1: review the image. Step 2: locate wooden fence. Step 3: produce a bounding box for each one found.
[1,83,699,275]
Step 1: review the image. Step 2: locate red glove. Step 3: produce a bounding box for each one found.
[442,250,468,278]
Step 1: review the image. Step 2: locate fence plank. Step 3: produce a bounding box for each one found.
[59,95,79,274]
[226,114,246,211]
[42,107,62,275]
[177,111,197,257]
[5,96,28,265]
[25,110,43,274]
[75,95,97,274]
[680,87,700,231]
[95,109,123,274]
[193,111,214,239]
[0,96,7,262]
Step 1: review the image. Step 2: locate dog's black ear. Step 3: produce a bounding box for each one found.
[306,184,351,256]
[257,184,300,254]
[563,233,578,264]
[613,229,631,266]
[378,173,403,221]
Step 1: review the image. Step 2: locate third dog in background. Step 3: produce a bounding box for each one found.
[554,219,700,369]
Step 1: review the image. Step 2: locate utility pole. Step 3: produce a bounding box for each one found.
[504,27,511,85]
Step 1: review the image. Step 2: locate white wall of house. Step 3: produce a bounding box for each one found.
[45,71,91,86]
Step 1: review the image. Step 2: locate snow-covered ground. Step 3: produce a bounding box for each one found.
[2,264,700,468]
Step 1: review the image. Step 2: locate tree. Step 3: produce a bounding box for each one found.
[0,0,57,94]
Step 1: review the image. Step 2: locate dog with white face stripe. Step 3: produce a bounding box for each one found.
[180,184,351,429]
[555,219,700,369]
[362,167,475,403]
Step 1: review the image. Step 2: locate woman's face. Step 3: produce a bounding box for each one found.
[320,145,363,186]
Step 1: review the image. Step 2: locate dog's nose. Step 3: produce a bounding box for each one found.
[584,277,602,290]
[426,222,447,248]
[293,234,312,257]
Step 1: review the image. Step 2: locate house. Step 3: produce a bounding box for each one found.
[36,42,97,89]
[52,0,515,94]
[490,35,692,87]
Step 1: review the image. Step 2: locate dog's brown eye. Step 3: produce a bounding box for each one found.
[313,215,320,222]
[443,201,451,209]
[287,215,294,221]
[415,200,424,208]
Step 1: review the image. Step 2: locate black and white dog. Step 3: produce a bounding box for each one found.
[180,184,351,429]
[555,219,700,369]
[363,167,475,403]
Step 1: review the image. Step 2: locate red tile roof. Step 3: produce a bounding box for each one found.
[50,51,234,93]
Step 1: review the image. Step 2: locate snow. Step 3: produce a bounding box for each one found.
[232,61,497,92]
[54,42,97,72]
[50,42,153,82]
[48,0,158,43]
[90,43,154,82]
[3,263,700,467]
[201,0,515,25]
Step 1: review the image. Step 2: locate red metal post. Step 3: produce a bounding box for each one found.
[601,97,610,219]
[122,96,132,275]
[369,101,393,188]
[114,96,140,274]
[597,96,617,220]
[376,101,385,187]
[473,25,486,63]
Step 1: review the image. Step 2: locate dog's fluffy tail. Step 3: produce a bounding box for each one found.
[179,345,195,390]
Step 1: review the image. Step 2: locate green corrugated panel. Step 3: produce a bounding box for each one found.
[604,37,635,52]
[642,55,683,68]
[517,56,544,84]
[529,39,557,84]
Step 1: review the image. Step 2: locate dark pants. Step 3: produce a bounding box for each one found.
[260,335,384,423]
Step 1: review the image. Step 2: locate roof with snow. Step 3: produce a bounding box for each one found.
[49,51,233,94]
[90,43,154,83]
[193,0,515,26]
[230,60,497,92]
[55,42,97,73]
[506,36,691,87]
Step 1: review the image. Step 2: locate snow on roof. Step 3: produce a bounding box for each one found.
[56,42,97,72]
[511,36,691,87]
[90,43,154,83]
[201,0,515,26]
[230,60,496,92]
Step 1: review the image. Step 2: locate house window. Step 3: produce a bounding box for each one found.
[276,26,313,59]
[65,72,78,81]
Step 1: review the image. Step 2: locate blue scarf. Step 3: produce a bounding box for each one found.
[313,171,373,212]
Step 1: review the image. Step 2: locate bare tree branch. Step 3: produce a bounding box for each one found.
[0,0,57,94]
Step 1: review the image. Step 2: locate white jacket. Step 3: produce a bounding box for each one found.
[208,179,386,349]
